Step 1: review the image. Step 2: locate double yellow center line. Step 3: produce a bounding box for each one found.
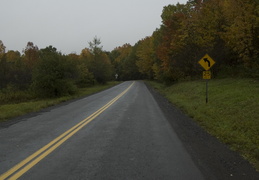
[0,82,135,180]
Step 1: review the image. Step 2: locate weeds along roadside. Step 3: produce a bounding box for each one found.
[0,81,120,123]
[146,78,259,171]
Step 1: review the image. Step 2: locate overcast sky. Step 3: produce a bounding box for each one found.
[1,0,188,54]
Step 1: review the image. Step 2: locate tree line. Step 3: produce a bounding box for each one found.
[0,38,112,98]
[111,0,259,83]
[1,0,258,98]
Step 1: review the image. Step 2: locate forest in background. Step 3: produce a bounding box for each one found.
[0,0,258,99]
[111,0,259,83]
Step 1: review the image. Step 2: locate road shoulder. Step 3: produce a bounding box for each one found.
[145,82,259,180]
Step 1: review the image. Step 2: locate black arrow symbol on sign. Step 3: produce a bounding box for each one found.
[203,58,210,67]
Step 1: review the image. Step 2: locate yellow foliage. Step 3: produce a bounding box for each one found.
[136,37,155,78]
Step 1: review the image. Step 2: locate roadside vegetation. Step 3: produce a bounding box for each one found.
[0,81,120,122]
[147,78,259,170]
[0,37,119,122]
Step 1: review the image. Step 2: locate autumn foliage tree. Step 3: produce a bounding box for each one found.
[68,53,94,87]
[133,0,259,83]
[1,0,258,98]
[221,0,259,69]
[0,40,7,89]
[0,41,27,90]
[23,42,39,70]
[136,37,155,79]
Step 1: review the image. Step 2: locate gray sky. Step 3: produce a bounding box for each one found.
[1,0,188,54]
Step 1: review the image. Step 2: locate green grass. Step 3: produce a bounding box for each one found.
[147,78,259,170]
[0,81,120,123]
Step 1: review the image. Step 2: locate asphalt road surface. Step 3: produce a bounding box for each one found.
[0,81,258,180]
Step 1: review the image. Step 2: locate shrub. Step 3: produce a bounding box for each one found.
[32,47,77,98]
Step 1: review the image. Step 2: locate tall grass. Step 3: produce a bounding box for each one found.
[0,81,120,122]
[0,89,35,105]
[147,78,259,170]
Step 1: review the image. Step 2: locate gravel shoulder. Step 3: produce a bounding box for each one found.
[146,82,259,180]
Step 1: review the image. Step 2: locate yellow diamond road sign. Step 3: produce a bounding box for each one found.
[198,54,215,71]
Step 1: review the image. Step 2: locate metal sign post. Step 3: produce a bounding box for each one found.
[198,54,215,104]
[206,79,209,103]
[203,70,211,103]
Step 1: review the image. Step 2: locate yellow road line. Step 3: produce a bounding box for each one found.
[0,82,135,180]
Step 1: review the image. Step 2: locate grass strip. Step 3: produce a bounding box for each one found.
[147,78,259,170]
[0,81,120,123]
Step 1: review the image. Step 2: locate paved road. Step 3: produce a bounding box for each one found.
[0,81,203,179]
[1,81,258,179]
